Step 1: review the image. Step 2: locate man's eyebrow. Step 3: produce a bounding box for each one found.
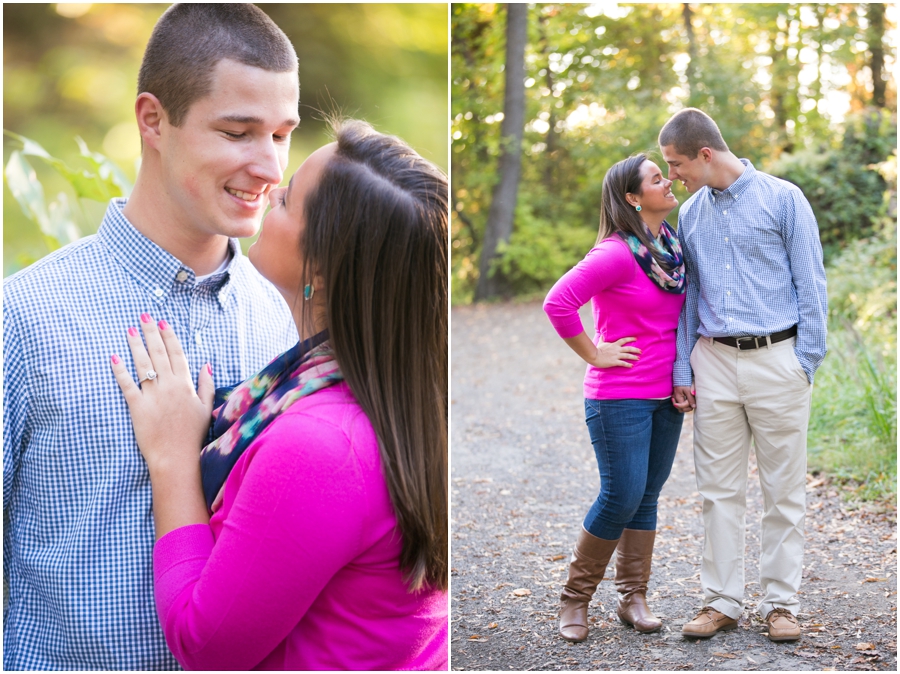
[215,114,300,127]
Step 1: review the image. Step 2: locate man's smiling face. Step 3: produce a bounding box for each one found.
[157,58,299,240]
[660,145,712,194]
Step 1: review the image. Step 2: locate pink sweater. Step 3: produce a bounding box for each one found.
[543,237,685,400]
[153,383,448,671]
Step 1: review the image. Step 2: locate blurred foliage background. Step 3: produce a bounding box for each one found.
[3,2,448,276]
[453,3,895,300]
[452,3,896,503]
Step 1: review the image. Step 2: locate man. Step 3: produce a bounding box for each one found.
[3,5,300,669]
[658,108,827,642]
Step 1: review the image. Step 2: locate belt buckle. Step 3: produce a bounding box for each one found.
[735,336,757,350]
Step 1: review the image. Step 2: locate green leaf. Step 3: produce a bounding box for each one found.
[4,151,81,250]
[47,191,82,247]
[4,129,119,202]
[3,130,53,159]
[5,150,51,233]
[75,136,132,197]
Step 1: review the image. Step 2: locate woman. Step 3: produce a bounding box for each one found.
[543,153,686,642]
[110,120,448,670]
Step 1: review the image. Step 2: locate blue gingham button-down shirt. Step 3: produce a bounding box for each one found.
[3,199,297,670]
[673,160,828,386]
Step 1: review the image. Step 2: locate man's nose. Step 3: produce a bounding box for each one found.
[248,137,285,186]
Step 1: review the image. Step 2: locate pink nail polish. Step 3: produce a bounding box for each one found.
[140,313,152,323]
[111,354,120,365]
[158,319,169,331]
[207,363,213,376]
[127,327,138,337]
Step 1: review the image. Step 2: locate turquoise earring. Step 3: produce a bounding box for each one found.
[635,205,642,212]
[303,284,315,300]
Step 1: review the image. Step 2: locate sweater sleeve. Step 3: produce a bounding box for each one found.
[153,411,368,671]
[543,239,635,338]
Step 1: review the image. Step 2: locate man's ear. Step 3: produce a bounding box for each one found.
[698,147,714,163]
[134,93,167,151]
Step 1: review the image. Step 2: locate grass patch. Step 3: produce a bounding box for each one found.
[808,218,896,505]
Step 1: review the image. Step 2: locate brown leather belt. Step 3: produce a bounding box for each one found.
[713,326,798,351]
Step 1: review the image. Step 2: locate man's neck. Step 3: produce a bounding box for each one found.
[122,177,230,276]
[707,152,747,193]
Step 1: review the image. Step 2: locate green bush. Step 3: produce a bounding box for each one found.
[493,195,597,296]
[768,109,895,257]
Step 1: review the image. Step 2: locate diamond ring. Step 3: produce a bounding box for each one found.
[138,369,158,384]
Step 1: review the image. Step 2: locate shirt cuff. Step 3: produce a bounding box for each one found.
[794,350,816,384]
[672,360,693,388]
[547,314,585,339]
[153,523,215,623]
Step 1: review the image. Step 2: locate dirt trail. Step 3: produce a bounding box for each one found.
[450,301,896,671]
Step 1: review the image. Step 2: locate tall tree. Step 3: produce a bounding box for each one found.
[475,3,527,300]
[868,2,886,108]
[682,3,699,104]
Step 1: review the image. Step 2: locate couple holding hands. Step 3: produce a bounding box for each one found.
[544,109,828,644]
[4,5,447,671]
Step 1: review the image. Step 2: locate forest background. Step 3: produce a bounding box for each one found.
[3,2,448,274]
[452,3,897,502]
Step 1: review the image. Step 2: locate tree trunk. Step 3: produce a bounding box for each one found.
[475,3,527,301]
[868,2,886,108]
[682,4,699,104]
[538,12,558,189]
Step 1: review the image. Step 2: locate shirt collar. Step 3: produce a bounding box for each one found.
[707,158,755,203]
[97,198,243,309]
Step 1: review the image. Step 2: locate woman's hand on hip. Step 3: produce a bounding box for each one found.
[110,315,215,473]
[590,337,641,368]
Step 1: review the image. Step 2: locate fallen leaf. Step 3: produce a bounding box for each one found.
[712,652,736,659]
[856,642,876,651]
[512,588,531,596]
[488,622,498,629]
[549,554,566,561]
[862,577,888,583]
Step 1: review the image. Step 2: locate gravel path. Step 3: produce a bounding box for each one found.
[450,301,896,671]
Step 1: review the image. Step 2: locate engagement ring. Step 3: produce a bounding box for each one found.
[138,370,158,384]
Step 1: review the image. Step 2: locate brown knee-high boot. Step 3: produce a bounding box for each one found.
[558,528,620,642]
[615,528,662,633]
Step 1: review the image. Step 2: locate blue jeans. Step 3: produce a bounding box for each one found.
[582,398,683,540]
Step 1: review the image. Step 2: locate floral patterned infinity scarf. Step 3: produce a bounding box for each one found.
[617,220,686,294]
[199,330,344,512]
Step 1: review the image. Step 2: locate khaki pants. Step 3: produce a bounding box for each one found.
[690,336,812,619]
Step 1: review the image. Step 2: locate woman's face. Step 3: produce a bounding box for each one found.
[631,160,678,216]
[249,142,337,301]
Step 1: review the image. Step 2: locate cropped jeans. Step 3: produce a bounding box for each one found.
[582,398,683,541]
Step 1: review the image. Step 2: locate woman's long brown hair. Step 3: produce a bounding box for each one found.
[597,153,675,272]
[300,119,448,592]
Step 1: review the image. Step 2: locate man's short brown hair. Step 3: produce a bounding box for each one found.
[658,108,729,158]
[138,4,298,127]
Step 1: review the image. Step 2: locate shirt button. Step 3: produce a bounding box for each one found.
[726,264,731,270]
[723,210,728,215]
[153,286,164,298]
[724,237,729,242]
[194,332,203,346]
[727,291,731,296]
[176,270,189,282]
[728,317,733,321]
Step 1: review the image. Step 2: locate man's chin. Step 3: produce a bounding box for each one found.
[228,217,263,240]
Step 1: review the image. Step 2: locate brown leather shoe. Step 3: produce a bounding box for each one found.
[615,529,662,633]
[765,608,801,642]
[558,528,619,643]
[681,606,738,638]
